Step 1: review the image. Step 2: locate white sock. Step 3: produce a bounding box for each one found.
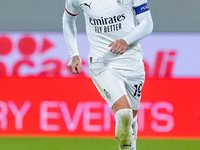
[130,115,138,150]
[131,115,138,140]
[115,108,133,150]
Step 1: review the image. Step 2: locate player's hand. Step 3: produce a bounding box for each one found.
[108,39,128,54]
[68,55,82,74]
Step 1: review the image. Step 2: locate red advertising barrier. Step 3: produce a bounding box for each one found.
[0,77,200,139]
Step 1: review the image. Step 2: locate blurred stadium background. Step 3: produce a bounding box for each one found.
[0,0,200,150]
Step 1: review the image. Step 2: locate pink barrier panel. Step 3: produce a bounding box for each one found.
[0,77,199,139]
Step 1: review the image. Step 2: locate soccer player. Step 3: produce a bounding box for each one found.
[63,0,153,149]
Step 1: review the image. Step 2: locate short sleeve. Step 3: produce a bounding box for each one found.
[65,0,80,16]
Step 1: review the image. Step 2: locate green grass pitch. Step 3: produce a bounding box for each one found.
[0,137,200,150]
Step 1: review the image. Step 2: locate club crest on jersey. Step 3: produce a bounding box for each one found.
[117,0,123,5]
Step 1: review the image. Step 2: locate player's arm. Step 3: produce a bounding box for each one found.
[62,0,82,74]
[109,0,153,54]
[123,0,153,45]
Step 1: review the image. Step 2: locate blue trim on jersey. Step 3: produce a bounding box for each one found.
[135,3,149,15]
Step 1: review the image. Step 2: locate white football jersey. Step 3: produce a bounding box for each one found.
[65,0,147,61]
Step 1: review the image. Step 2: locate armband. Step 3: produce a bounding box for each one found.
[134,3,149,15]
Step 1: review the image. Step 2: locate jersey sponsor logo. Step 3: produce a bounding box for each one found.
[89,14,125,33]
[134,3,149,15]
[80,2,92,9]
[89,14,125,26]
[95,23,122,33]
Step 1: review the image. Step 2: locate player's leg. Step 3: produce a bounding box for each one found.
[122,65,145,150]
[89,62,134,150]
[131,110,138,150]
[125,81,144,150]
[112,95,131,113]
[112,95,133,150]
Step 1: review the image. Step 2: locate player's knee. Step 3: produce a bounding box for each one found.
[115,108,133,136]
[115,108,133,125]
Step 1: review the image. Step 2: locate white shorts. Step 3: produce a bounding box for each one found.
[89,57,145,110]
